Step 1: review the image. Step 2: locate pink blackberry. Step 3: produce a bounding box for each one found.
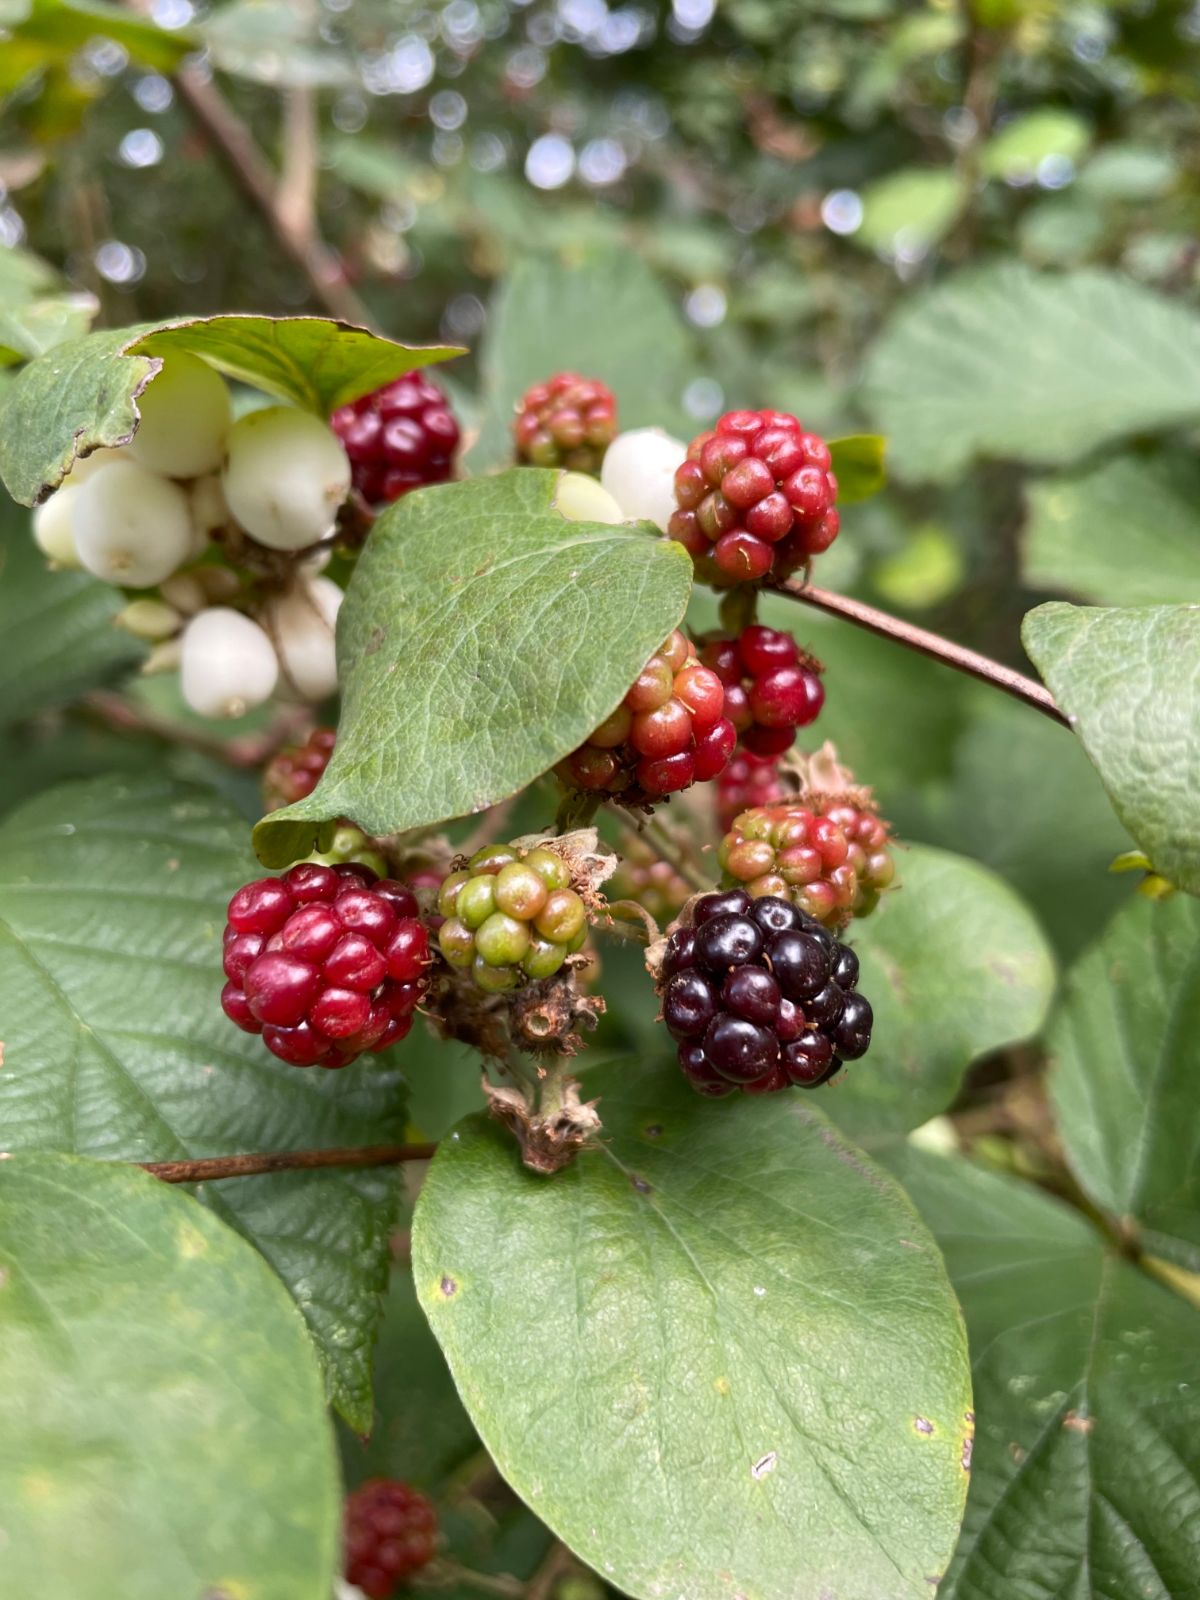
[220,865,430,1067]
[514,372,617,474]
[718,798,895,929]
[344,1478,438,1599]
[700,624,824,759]
[262,726,336,811]
[331,372,459,505]
[669,409,839,586]
[716,750,784,831]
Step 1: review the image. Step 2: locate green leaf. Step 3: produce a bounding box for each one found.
[1023,453,1200,605]
[855,168,966,255]
[1023,601,1200,895]
[0,316,462,505]
[829,845,1055,1139]
[413,1060,973,1600]
[881,1146,1200,1600]
[828,432,887,504]
[466,247,698,473]
[981,108,1092,180]
[3,0,196,73]
[0,1152,338,1599]
[255,470,694,865]
[1049,892,1200,1271]
[0,497,143,725]
[202,0,356,85]
[862,265,1200,483]
[0,291,96,365]
[0,774,408,1430]
[1079,143,1178,201]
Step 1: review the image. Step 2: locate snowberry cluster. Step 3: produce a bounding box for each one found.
[343,1479,438,1600]
[660,890,872,1095]
[220,864,429,1067]
[263,726,337,809]
[331,371,459,505]
[436,843,588,992]
[718,800,895,929]
[609,834,691,923]
[700,624,824,759]
[514,373,617,474]
[558,629,736,803]
[668,409,839,586]
[32,352,354,719]
[716,751,784,831]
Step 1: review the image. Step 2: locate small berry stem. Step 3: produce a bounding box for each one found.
[769,578,1069,728]
[607,802,712,894]
[555,790,602,833]
[140,1142,436,1184]
[424,1563,524,1599]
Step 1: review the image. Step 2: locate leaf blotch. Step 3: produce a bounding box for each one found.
[629,1172,652,1194]
[914,1416,934,1436]
[438,1274,459,1298]
[751,1452,778,1479]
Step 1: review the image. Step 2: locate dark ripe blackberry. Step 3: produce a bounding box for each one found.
[663,971,717,1039]
[721,966,781,1026]
[805,981,845,1027]
[694,913,764,974]
[766,929,830,1001]
[742,1063,790,1095]
[678,1042,736,1097]
[832,944,859,990]
[777,996,804,1041]
[704,1013,779,1083]
[331,372,460,505]
[749,895,800,937]
[782,1030,836,1086]
[832,991,873,1059]
[692,888,752,925]
[663,925,697,978]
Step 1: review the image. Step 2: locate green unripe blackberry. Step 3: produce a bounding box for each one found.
[302,823,388,880]
[435,840,587,992]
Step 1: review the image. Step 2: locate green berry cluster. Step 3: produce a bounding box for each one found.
[436,843,588,992]
[305,822,388,879]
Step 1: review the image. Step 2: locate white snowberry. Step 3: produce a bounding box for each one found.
[554,471,623,524]
[180,607,279,718]
[264,576,343,701]
[71,460,195,588]
[115,598,182,640]
[222,406,351,552]
[129,353,232,479]
[33,486,82,567]
[600,427,687,533]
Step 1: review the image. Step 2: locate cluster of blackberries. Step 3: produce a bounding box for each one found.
[331,371,460,504]
[719,800,895,928]
[669,409,839,586]
[514,373,617,475]
[700,624,823,759]
[262,725,336,809]
[660,890,872,1096]
[221,864,429,1067]
[344,1478,438,1599]
[558,629,736,803]
[436,843,588,992]
[716,750,784,831]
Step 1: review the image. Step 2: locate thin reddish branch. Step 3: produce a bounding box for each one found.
[140,1143,436,1185]
[771,579,1070,728]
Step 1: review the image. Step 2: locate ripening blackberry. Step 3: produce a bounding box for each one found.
[718,799,895,929]
[435,842,588,993]
[658,890,872,1095]
[609,834,691,922]
[221,865,429,1067]
[716,750,784,831]
[343,1478,438,1599]
[700,624,824,759]
[263,726,337,810]
[514,373,617,474]
[668,409,839,587]
[558,629,736,804]
[331,372,460,504]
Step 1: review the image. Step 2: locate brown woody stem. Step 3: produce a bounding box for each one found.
[139,1143,436,1184]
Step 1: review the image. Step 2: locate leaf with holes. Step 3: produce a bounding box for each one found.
[1023,602,1200,895]
[1049,892,1200,1271]
[881,1145,1200,1600]
[254,469,694,865]
[827,845,1055,1140]
[413,1059,972,1600]
[0,1152,339,1599]
[0,315,462,505]
[0,773,408,1431]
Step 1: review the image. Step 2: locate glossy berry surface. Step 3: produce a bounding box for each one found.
[558,630,736,803]
[331,372,459,505]
[669,409,839,587]
[221,866,429,1067]
[718,798,895,929]
[657,891,872,1095]
[344,1478,438,1599]
[262,725,336,810]
[514,372,617,474]
[717,748,785,830]
[436,841,586,991]
[701,625,823,761]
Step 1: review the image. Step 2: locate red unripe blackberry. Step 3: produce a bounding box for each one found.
[657,890,871,1095]
[718,798,895,930]
[263,727,336,811]
[221,865,429,1067]
[716,750,784,831]
[344,1478,438,1599]
[700,625,823,761]
[558,629,736,805]
[331,372,460,505]
[669,410,839,587]
[514,372,617,474]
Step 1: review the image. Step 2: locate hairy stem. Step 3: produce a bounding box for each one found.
[770,579,1069,727]
[140,1142,436,1184]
